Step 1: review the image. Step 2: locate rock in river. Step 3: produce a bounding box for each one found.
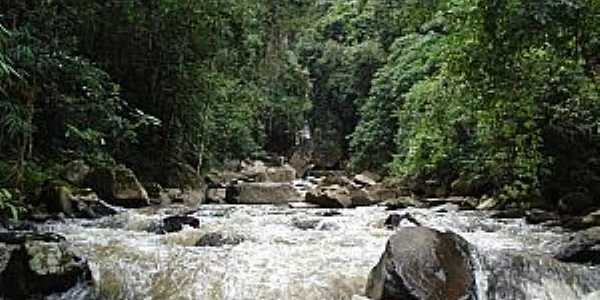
[0,232,92,299]
[554,226,600,265]
[366,227,477,300]
[227,182,302,204]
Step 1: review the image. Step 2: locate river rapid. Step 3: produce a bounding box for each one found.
[41,203,600,300]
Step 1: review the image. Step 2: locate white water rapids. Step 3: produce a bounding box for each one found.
[41,204,600,300]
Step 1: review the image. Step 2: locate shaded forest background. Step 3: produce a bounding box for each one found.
[1,0,599,217]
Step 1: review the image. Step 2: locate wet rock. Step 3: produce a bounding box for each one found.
[432,203,460,213]
[384,213,421,229]
[305,185,351,208]
[206,188,227,204]
[366,227,476,300]
[195,232,244,247]
[291,218,321,230]
[86,165,149,208]
[157,215,200,234]
[554,227,600,265]
[227,182,302,204]
[525,209,559,225]
[558,192,595,215]
[0,232,91,299]
[62,160,91,187]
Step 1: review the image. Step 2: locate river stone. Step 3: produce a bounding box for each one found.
[554,226,600,265]
[366,227,476,300]
[87,165,149,208]
[305,185,352,208]
[0,232,91,299]
[195,232,244,247]
[157,215,200,234]
[227,182,302,204]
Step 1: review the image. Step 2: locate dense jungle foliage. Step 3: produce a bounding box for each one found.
[1,0,599,218]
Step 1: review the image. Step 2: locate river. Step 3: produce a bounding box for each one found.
[41,203,600,300]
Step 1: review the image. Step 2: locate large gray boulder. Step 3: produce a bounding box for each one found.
[554,226,600,265]
[0,232,92,299]
[86,165,149,208]
[366,227,477,300]
[227,182,302,204]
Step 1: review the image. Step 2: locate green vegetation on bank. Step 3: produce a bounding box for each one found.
[1,0,599,218]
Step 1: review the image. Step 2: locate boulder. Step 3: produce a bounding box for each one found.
[366,227,476,300]
[558,192,596,215]
[206,188,227,204]
[257,164,297,182]
[354,171,380,186]
[62,160,91,186]
[0,232,92,299]
[227,182,302,204]
[156,215,200,234]
[195,232,244,247]
[86,165,149,208]
[554,226,600,265]
[305,185,352,208]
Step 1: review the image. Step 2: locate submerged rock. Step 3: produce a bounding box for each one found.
[554,226,600,265]
[0,232,91,299]
[366,227,476,300]
[195,232,244,247]
[157,215,200,234]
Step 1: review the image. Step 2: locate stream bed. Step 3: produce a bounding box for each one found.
[41,204,600,300]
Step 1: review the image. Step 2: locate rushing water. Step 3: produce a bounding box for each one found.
[41,203,600,300]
